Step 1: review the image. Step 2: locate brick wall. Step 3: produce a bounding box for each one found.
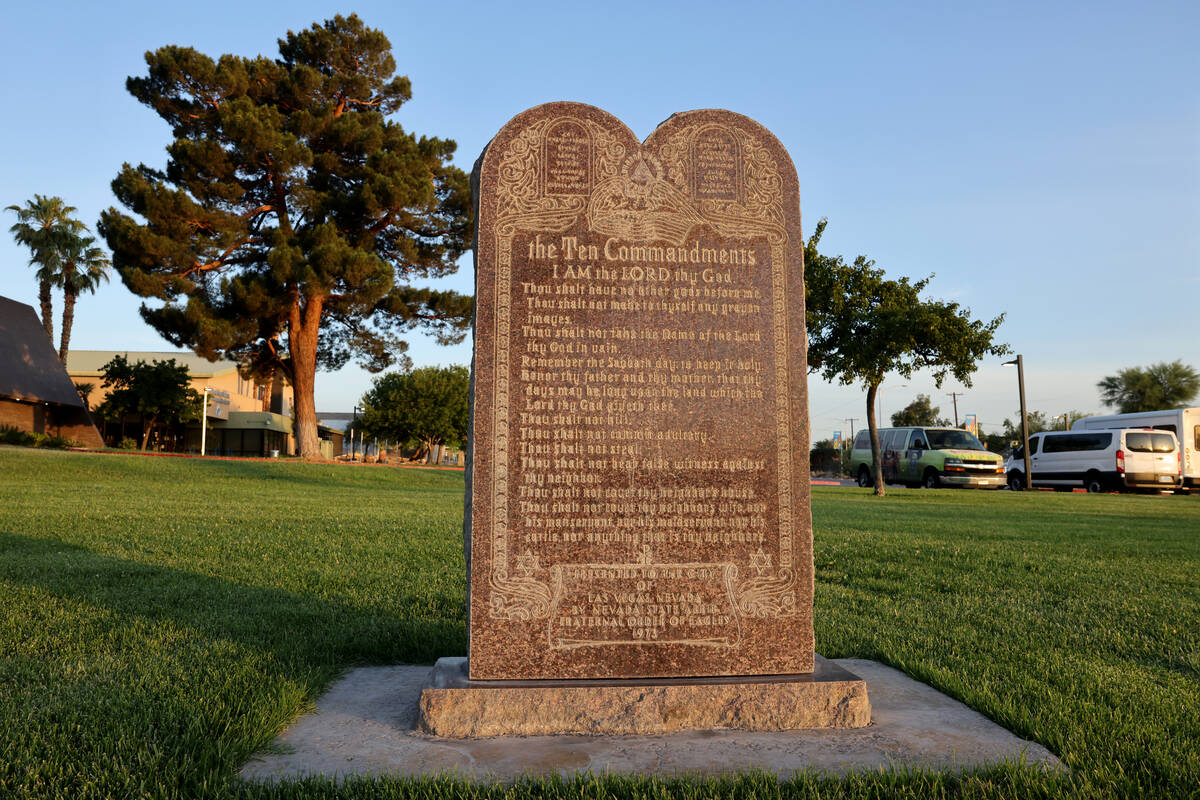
[47,406,105,448]
[1,397,104,447]
[0,398,37,431]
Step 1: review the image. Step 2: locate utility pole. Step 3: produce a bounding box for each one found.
[947,392,964,426]
[845,418,858,442]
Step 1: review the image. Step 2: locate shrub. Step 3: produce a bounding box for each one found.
[0,426,82,449]
[42,434,83,449]
[1,425,36,446]
[116,437,140,450]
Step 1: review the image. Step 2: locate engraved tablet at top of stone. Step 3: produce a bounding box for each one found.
[692,125,741,201]
[544,119,592,196]
[467,103,812,681]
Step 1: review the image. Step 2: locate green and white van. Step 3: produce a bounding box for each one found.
[849,427,1005,489]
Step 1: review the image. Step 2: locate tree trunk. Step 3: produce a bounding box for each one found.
[59,288,77,363]
[866,383,886,497]
[38,279,53,343]
[288,295,325,459]
[141,415,157,451]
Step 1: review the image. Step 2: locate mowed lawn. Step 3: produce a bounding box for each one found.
[0,448,1197,799]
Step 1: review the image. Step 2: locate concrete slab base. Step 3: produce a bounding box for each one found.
[419,656,870,737]
[240,658,1063,783]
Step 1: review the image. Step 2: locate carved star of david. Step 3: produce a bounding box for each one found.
[750,548,772,576]
[515,550,540,577]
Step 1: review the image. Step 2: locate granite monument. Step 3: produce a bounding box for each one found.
[420,103,867,735]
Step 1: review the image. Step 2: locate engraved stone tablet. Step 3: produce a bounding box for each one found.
[467,103,812,680]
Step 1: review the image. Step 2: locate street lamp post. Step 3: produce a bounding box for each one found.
[351,405,360,461]
[1003,356,1031,490]
[878,383,908,429]
[200,386,216,456]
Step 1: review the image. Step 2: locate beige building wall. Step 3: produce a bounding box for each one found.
[65,351,296,454]
[66,351,293,416]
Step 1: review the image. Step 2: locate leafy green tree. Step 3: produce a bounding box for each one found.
[98,14,473,458]
[1097,361,1199,413]
[7,195,88,342]
[805,219,1009,495]
[56,235,111,362]
[1055,410,1093,430]
[358,365,468,463]
[996,409,1092,447]
[95,355,201,450]
[981,430,1010,454]
[1002,410,1050,439]
[890,393,951,427]
[809,438,840,475]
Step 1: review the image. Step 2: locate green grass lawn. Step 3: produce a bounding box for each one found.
[0,447,1197,799]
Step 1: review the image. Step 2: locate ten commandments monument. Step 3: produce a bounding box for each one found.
[420,103,868,735]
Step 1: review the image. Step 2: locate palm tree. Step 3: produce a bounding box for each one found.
[73,382,95,411]
[56,235,111,362]
[6,195,87,341]
[1098,361,1200,413]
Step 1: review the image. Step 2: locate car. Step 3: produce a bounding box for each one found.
[849,426,1005,489]
[1005,428,1182,493]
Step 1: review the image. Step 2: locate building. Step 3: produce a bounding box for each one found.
[0,296,104,447]
[66,350,296,456]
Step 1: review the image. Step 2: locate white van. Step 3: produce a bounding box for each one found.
[1072,408,1199,493]
[1005,428,1181,493]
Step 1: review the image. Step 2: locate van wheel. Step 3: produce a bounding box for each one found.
[1007,471,1025,491]
[856,467,872,488]
[923,469,941,489]
[1085,473,1105,493]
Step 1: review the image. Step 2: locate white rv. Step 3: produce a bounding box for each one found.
[1072,408,1199,493]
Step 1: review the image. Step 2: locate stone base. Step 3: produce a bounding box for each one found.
[418,656,869,738]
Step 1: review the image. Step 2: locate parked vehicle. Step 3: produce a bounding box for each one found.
[849,427,1005,489]
[1005,428,1182,493]
[1072,408,1199,493]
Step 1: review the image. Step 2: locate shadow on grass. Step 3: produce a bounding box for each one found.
[0,531,467,671]
[109,455,468,495]
[0,530,468,798]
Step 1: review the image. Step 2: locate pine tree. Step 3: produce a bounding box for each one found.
[99,15,473,457]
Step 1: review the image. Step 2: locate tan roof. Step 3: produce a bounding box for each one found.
[65,350,240,379]
[0,296,89,407]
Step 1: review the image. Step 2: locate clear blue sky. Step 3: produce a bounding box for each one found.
[2,0,1196,439]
